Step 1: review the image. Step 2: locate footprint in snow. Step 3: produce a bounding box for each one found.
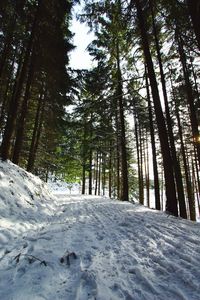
[75,271,97,300]
[96,232,104,241]
[80,251,92,270]
[111,283,134,300]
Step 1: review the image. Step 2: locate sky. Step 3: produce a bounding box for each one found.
[69,8,94,70]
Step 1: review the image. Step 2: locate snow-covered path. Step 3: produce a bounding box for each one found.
[1,192,200,300]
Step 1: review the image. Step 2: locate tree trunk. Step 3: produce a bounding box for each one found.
[145,70,161,210]
[88,149,93,195]
[82,161,86,195]
[12,52,35,164]
[94,152,99,196]
[139,123,144,205]
[134,0,178,216]
[109,143,112,198]
[116,40,129,201]
[145,130,150,207]
[150,1,187,218]
[27,88,45,172]
[98,152,101,195]
[81,121,87,195]
[134,116,143,204]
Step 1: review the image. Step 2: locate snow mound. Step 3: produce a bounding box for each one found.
[0,160,56,238]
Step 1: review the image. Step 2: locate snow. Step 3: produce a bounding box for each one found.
[0,160,200,300]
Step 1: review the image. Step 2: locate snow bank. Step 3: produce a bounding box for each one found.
[0,160,56,238]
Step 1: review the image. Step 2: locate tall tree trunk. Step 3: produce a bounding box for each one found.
[145,130,150,207]
[134,0,178,216]
[102,154,106,196]
[81,121,87,195]
[12,52,35,164]
[109,143,112,198]
[150,1,187,218]
[134,116,143,204]
[98,152,101,196]
[88,149,93,195]
[139,123,144,205]
[82,162,86,195]
[94,152,99,196]
[116,41,129,201]
[146,70,161,210]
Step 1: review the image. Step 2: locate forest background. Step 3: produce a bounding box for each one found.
[0,0,200,220]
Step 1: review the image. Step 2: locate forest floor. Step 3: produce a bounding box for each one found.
[0,161,200,300]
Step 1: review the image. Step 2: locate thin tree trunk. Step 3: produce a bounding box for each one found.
[102,154,106,196]
[109,143,112,198]
[88,149,93,195]
[94,152,99,196]
[145,130,150,207]
[116,41,129,201]
[27,87,45,172]
[82,162,86,195]
[135,116,143,204]
[146,70,161,210]
[139,123,144,205]
[186,149,196,221]
[98,152,101,196]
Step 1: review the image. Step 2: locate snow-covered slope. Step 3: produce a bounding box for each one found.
[0,161,200,300]
[0,160,56,242]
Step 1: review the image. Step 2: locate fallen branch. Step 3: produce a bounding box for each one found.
[13,253,47,266]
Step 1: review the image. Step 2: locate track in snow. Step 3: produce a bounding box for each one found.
[1,195,200,300]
